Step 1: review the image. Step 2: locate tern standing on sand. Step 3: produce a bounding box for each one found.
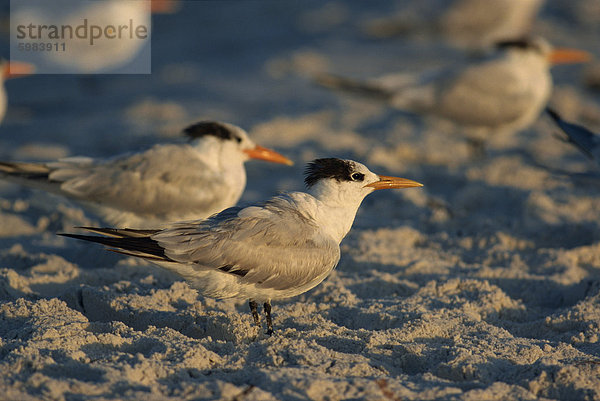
[317,37,590,137]
[0,121,292,228]
[61,158,423,334]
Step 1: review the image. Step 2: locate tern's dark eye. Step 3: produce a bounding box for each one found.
[234,136,242,143]
[351,172,364,181]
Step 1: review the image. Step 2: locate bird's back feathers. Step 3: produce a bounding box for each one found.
[62,194,341,300]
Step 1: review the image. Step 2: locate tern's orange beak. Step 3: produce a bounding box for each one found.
[548,48,592,65]
[150,0,180,14]
[244,145,293,165]
[3,61,35,79]
[365,175,423,190]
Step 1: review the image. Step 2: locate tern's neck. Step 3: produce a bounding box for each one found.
[303,184,368,243]
[506,50,548,71]
[317,201,361,243]
[190,138,247,188]
[191,137,244,167]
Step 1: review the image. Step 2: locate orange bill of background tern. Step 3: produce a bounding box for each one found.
[61,158,423,335]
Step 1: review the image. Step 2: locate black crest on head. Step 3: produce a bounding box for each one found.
[183,121,239,142]
[304,158,356,188]
[495,38,535,51]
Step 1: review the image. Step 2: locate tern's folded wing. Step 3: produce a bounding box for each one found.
[49,145,234,218]
[153,197,341,292]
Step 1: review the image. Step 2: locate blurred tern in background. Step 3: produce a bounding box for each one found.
[547,108,600,165]
[317,37,591,143]
[0,121,292,228]
[61,158,423,334]
[365,0,544,51]
[439,0,545,50]
[0,60,35,124]
[12,0,178,73]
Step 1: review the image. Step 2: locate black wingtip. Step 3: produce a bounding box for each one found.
[59,232,171,261]
[73,226,105,231]
[58,232,112,244]
[70,226,160,238]
[58,232,87,240]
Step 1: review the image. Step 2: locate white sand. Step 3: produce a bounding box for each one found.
[1,1,600,400]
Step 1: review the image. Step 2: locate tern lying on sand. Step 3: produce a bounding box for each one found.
[0,121,292,228]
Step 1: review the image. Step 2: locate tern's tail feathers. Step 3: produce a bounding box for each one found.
[0,160,70,194]
[74,226,161,238]
[0,161,51,180]
[314,73,393,101]
[60,227,171,262]
[546,108,600,160]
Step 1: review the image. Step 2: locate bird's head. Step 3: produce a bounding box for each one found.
[304,158,422,206]
[182,121,292,166]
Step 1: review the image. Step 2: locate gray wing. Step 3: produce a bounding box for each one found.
[48,145,234,218]
[153,197,341,292]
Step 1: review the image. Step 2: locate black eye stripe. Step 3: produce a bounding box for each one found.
[304,158,367,187]
[305,158,353,187]
[183,121,236,141]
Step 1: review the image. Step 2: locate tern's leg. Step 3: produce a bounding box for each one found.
[264,300,273,335]
[249,300,260,327]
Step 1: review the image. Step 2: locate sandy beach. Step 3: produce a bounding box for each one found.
[1,1,600,400]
